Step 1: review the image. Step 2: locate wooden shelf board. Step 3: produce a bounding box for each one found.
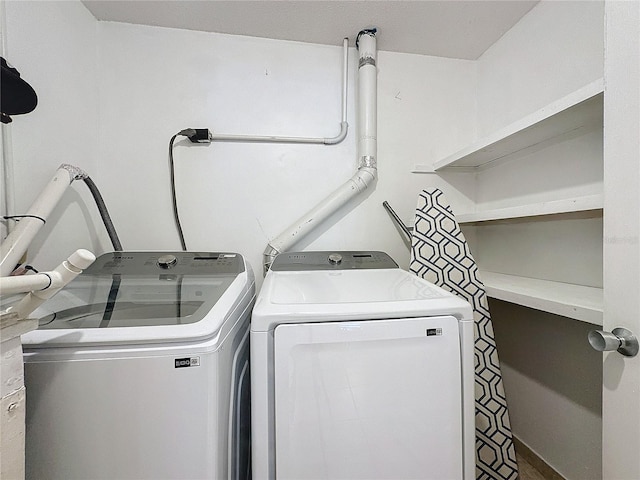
[428,79,604,171]
[480,271,603,325]
[456,194,603,223]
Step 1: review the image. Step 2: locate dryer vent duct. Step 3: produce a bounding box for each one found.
[262,29,378,274]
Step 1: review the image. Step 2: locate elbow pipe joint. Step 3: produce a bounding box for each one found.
[33,248,95,298]
[263,244,281,276]
[60,163,88,181]
[346,166,377,197]
[324,121,349,145]
[356,28,377,50]
[354,166,377,190]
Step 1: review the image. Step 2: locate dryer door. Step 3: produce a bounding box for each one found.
[273,315,463,480]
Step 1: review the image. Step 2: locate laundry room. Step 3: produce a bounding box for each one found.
[1,1,638,480]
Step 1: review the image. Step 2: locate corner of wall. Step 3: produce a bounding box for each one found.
[475,0,604,135]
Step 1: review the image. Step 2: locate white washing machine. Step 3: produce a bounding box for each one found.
[251,251,475,480]
[19,251,254,480]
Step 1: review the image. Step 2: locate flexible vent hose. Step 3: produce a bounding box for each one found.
[82,176,122,251]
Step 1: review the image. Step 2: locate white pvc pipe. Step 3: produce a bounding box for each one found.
[209,122,347,145]
[0,166,76,277]
[263,166,377,270]
[357,33,378,165]
[0,0,16,236]
[210,38,349,146]
[0,273,52,295]
[0,124,15,235]
[341,36,349,123]
[5,249,95,319]
[263,30,378,273]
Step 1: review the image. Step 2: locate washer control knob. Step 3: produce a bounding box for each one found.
[328,253,343,265]
[157,254,178,269]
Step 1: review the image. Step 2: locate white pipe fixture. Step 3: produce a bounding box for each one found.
[208,123,347,145]
[3,249,95,318]
[0,272,52,295]
[0,164,87,277]
[263,29,378,273]
[263,166,377,269]
[1,1,16,238]
[210,38,349,145]
[1,123,16,236]
[356,30,378,169]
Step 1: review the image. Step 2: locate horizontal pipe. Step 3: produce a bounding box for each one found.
[0,272,52,295]
[209,38,349,146]
[210,121,348,145]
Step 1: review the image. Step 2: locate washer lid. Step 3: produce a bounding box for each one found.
[33,275,233,329]
[11,252,254,347]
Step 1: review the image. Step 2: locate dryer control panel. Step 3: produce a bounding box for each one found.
[270,251,398,271]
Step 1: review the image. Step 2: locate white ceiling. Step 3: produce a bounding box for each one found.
[81,0,539,60]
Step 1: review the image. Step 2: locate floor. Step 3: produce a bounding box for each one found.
[517,453,554,480]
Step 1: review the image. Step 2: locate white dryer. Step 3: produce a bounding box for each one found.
[18,251,254,480]
[251,251,475,480]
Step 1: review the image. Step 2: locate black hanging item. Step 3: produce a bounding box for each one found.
[1,56,38,123]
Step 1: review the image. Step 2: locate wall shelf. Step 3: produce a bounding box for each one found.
[479,271,603,325]
[456,194,603,224]
[413,80,606,326]
[416,79,604,172]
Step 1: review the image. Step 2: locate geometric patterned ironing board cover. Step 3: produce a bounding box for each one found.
[409,188,519,480]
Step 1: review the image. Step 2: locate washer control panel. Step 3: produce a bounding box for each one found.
[270,251,398,271]
[84,252,244,276]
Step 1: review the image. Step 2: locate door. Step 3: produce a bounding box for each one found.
[602,1,640,478]
[273,316,463,480]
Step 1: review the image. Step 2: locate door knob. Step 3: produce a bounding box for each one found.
[588,327,639,357]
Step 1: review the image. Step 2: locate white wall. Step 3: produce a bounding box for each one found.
[3,0,105,269]
[491,300,603,479]
[94,21,476,285]
[2,3,477,285]
[476,0,604,136]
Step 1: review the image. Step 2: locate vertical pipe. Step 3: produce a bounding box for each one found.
[0,119,14,235]
[0,0,16,236]
[341,37,349,123]
[356,31,377,168]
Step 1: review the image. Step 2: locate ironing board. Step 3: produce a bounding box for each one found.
[409,188,518,480]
